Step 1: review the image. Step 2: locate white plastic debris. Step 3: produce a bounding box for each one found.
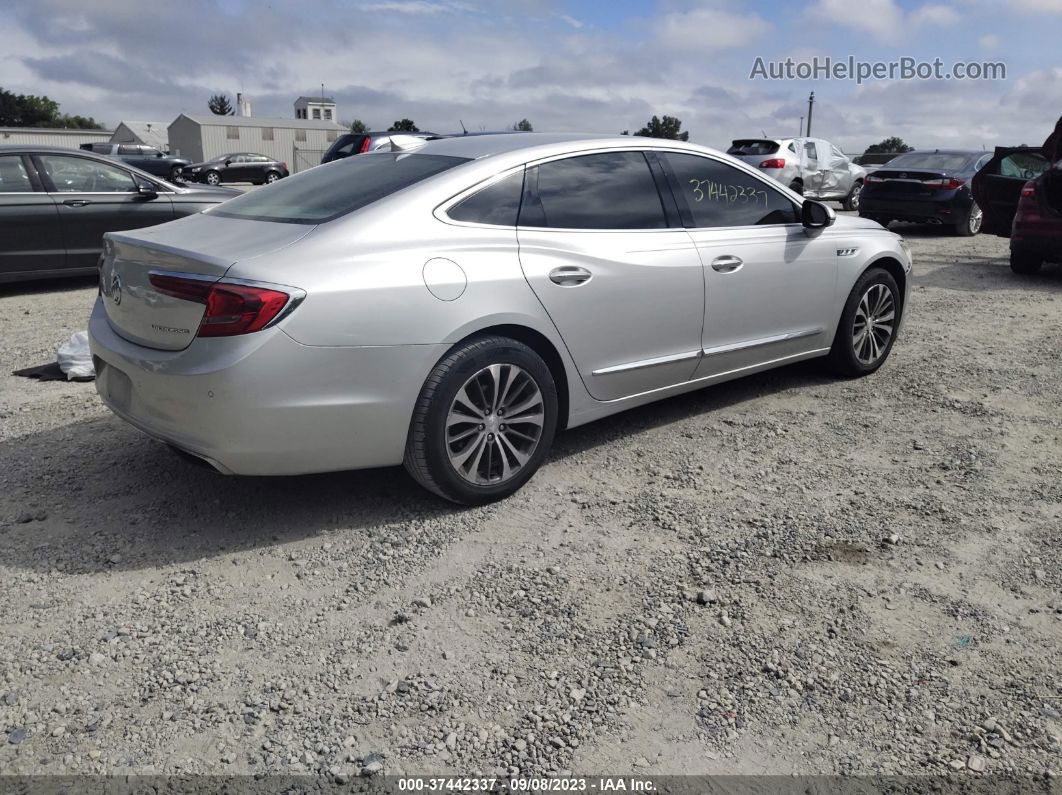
[57,331,95,380]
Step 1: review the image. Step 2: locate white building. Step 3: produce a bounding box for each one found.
[167,114,345,171]
[0,126,112,149]
[110,121,169,151]
[294,96,337,122]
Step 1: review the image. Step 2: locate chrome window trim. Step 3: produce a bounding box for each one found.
[592,349,701,377]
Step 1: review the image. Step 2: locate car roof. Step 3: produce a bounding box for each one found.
[402,132,716,161]
[0,144,114,154]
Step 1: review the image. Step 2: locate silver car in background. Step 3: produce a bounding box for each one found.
[728,137,867,210]
[90,133,911,504]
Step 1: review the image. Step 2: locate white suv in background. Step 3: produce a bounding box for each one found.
[727,137,867,211]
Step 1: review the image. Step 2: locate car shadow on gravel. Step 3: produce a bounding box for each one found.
[1,359,838,575]
[915,255,1062,292]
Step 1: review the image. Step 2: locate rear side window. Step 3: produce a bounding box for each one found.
[0,155,33,192]
[664,153,799,228]
[521,152,666,230]
[447,171,524,226]
[118,145,139,155]
[210,152,470,224]
[727,140,780,156]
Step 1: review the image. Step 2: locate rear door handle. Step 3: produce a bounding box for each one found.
[549,266,592,286]
[711,255,743,273]
[62,199,91,207]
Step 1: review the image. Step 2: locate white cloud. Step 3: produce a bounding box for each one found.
[909,4,963,26]
[808,0,963,41]
[978,33,1000,49]
[1009,0,1062,10]
[653,7,771,52]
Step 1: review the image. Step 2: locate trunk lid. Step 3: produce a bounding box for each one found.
[868,168,958,195]
[99,212,314,351]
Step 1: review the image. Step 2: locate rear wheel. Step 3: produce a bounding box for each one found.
[404,336,558,505]
[828,268,901,377]
[1010,250,1044,274]
[169,166,183,181]
[265,171,281,184]
[843,181,863,211]
[955,201,982,236]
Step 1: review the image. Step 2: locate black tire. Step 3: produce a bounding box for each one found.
[843,181,863,211]
[827,267,901,378]
[265,171,281,184]
[955,201,982,236]
[204,170,221,186]
[1010,250,1043,275]
[789,180,804,196]
[404,336,559,505]
[169,166,183,181]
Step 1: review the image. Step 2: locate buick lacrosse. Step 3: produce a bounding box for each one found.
[90,133,911,504]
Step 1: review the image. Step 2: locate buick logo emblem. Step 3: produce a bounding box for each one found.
[110,273,122,305]
[899,172,908,179]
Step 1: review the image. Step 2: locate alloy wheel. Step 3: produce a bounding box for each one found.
[206,172,220,185]
[266,172,280,183]
[445,364,544,485]
[968,203,983,234]
[852,283,896,366]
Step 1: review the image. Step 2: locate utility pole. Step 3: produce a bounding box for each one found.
[806,92,815,137]
[799,116,804,137]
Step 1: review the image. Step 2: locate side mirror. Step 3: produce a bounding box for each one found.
[224,159,232,166]
[156,152,163,158]
[801,199,835,232]
[136,182,158,200]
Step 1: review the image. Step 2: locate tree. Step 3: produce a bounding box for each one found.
[512,118,533,132]
[350,119,369,133]
[388,118,419,132]
[864,137,913,155]
[208,93,234,116]
[0,87,102,128]
[634,115,688,141]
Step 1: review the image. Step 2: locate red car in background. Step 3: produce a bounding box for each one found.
[972,119,1062,274]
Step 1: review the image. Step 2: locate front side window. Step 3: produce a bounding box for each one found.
[447,171,524,226]
[521,152,666,230]
[999,152,1048,179]
[210,152,470,224]
[0,155,33,192]
[664,153,799,228]
[38,155,136,193]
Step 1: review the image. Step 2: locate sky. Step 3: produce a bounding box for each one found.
[2,0,1060,153]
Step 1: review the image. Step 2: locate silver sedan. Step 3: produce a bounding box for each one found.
[89,133,912,504]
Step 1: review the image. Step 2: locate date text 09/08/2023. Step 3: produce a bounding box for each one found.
[396,777,657,792]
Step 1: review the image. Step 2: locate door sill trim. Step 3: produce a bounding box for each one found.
[702,327,824,358]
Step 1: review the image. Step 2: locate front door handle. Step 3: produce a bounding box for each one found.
[549,266,592,286]
[62,199,91,207]
[711,255,743,273]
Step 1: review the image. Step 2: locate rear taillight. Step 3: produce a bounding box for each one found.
[358,137,371,154]
[924,177,966,190]
[149,274,296,337]
[864,174,882,183]
[1021,183,1036,198]
[280,163,288,171]
[759,158,786,169]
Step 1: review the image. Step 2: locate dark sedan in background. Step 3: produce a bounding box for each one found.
[859,149,992,236]
[0,145,239,284]
[80,142,191,181]
[321,131,435,163]
[181,152,289,185]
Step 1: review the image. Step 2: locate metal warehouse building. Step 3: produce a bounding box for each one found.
[0,126,113,149]
[110,121,170,151]
[167,114,345,172]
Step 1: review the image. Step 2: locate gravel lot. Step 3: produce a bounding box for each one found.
[1,223,1060,782]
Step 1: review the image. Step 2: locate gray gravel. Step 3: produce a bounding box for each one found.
[1,223,1060,780]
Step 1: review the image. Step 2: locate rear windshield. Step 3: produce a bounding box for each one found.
[727,140,780,156]
[329,134,369,158]
[209,153,470,224]
[884,152,977,171]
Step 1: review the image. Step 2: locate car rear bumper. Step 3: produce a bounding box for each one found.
[88,298,448,476]
[859,192,969,222]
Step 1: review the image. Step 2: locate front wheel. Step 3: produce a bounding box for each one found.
[843,181,863,211]
[404,336,559,504]
[955,201,982,236]
[827,268,901,377]
[204,170,221,186]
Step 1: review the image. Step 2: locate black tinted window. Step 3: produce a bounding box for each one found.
[448,171,523,226]
[118,145,139,155]
[522,152,666,230]
[665,153,799,228]
[210,152,470,224]
[727,140,779,156]
[331,135,368,157]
